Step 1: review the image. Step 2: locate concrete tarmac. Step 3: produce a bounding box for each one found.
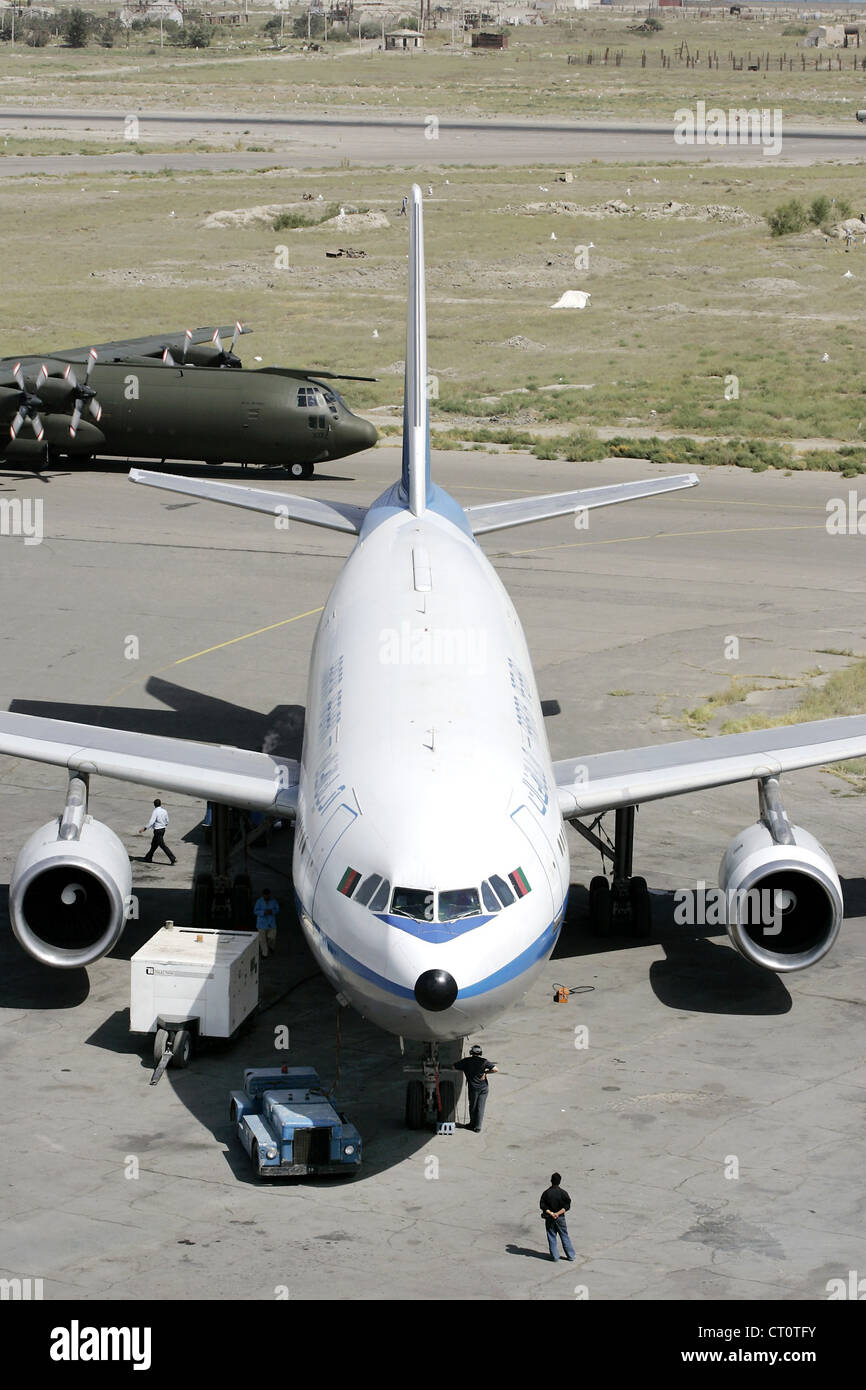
[0,448,864,1300]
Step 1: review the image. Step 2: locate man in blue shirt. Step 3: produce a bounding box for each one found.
[253,888,279,957]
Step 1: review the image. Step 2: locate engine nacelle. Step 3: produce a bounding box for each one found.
[719,821,842,973]
[10,815,132,969]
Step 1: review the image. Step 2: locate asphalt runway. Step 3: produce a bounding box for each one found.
[0,448,864,1300]
[0,108,863,173]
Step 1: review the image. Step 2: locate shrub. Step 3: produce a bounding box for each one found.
[64,7,90,47]
[766,198,808,236]
[808,194,832,227]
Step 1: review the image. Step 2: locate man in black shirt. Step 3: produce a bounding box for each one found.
[454,1044,498,1133]
[540,1172,576,1262]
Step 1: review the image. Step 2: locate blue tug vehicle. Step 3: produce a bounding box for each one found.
[230,1066,362,1178]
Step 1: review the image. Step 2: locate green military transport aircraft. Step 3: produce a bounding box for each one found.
[0,324,378,479]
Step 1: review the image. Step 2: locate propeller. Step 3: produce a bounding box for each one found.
[162,329,193,368]
[63,349,103,438]
[8,361,46,442]
[210,321,244,368]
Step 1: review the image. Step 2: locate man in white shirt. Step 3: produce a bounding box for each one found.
[253,888,279,956]
[139,799,177,865]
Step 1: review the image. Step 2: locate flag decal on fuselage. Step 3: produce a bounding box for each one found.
[338,867,361,898]
[509,867,531,898]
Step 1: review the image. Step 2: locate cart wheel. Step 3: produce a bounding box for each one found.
[405,1079,425,1130]
[153,1028,169,1065]
[230,1098,239,1124]
[438,1079,456,1122]
[172,1028,192,1069]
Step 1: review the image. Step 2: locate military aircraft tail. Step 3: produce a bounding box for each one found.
[400,184,431,519]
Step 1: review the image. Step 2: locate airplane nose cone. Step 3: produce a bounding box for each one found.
[414,969,458,1012]
[348,417,378,453]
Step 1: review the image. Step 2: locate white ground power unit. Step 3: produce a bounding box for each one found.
[131,924,260,1073]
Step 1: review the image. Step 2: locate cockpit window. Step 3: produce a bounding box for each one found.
[391,887,434,921]
[481,880,501,913]
[297,386,319,408]
[368,878,391,912]
[438,888,481,921]
[320,386,340,418]
[355,874,382,907]
[489,873,515,907]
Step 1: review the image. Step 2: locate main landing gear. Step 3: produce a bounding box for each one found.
[193,802,254,931]
[570,805,652,939]
[404,1042,457,1132]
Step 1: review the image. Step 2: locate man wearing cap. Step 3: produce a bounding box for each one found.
[454,1044,498,1133]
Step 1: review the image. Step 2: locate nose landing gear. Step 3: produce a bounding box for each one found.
[404,1041,458,1132]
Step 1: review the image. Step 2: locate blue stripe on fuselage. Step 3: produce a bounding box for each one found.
[296,890,567,1003]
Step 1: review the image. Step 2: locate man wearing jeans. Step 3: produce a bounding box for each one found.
[540,1172,576,1262]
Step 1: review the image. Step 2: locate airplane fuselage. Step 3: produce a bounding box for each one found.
[293,483,571,1042]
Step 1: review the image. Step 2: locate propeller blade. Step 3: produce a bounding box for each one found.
[36,363,49,390]
[230,321,242,352]
[10,409,25,439]
[69,402,83,437]
[30,413,45,442]
[211,328,223,352]
[161,348,175,366]
[89,398,102,423]
[12,361,25,390]
[64,363,79,391]
[181,329,192,363]
[84,348,98,384]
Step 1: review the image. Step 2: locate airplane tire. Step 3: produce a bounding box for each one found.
[193,873,214,930]
[438,1079,456,1123]
[405,1079,425,1130]
[629,876,652,939]
[231,873,254,931]
[588,875,612,938]
[288,461,306,479]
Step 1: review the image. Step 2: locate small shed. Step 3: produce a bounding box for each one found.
[385,28,424,49]
[472,31,507,48]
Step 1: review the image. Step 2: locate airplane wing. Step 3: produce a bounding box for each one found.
[256,367,378,382]
[45,326,252,365]
[464,473,699,535]
[0,711,299,817]
[554,716,866,818]
[129,468,367,535]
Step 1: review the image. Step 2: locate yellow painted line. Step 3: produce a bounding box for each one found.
[174,606,324,665]
[102,605,323,704]
[501,523,827,558]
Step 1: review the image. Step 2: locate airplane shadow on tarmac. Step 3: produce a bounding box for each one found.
[556,876,866,1018]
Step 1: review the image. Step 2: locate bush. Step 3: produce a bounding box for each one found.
[292,12,324,38]
[327,24,351,42]
[360,19,381,38]
[396,15,418,29]
[808,194,832,227]
[766,198,808,237]
[64,7,90,47]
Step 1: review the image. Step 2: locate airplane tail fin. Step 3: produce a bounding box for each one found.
[401,185,431,518]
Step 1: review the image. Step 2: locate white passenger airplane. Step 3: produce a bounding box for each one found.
[2,186,866,1126]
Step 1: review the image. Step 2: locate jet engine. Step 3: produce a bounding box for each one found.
[9,776,132,969]
[719,781,842,973]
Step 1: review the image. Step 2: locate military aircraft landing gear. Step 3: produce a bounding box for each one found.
[571,806,652,939]
[288,461,314,480]
[403,1042,458,1132]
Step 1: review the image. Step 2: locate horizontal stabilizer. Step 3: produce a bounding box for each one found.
[464,473,699,536]
[129,469,367,535]
[555,715,866,818]
[0,711,299,816]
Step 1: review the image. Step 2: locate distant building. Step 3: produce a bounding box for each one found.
[803,24,846,47]
[118,2,183,26]
[385,28,423,48]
